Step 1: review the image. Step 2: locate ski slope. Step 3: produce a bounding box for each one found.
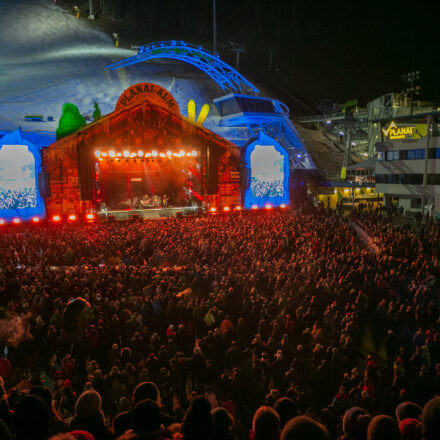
[0,0,227,137]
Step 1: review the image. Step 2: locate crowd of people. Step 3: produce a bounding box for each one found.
[0,188,37,211]
[0,209,440,440]
[250,178,284,198]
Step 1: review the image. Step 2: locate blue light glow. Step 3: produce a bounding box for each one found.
[0,129,45,221]
[244,132,290,209]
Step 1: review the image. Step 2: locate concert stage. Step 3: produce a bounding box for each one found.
[42,83,241,219]
[97,206,200,220]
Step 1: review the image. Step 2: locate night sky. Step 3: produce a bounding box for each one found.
[75,0,440,110]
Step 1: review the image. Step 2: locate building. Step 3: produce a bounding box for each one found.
[375,120,440,214]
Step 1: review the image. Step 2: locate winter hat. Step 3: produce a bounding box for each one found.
[343,407,371,440]
[398,419,422,440]
[367,415,400,440]
[281,416,329,440]
[395,402,422,423]
[422,397,440,440]
[74,390,103,420]
[133,381,160,404]
[69,431,96,440]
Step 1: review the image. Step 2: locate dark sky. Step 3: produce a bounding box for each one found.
[99,0,439,108]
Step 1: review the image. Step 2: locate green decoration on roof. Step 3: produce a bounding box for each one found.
[56,102,86,140]
[93,101,101,121]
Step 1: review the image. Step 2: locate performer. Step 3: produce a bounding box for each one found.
[162,194,169,207]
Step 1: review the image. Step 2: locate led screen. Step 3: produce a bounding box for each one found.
[0,145,37,211]
[244,136,290,208]
[0,131,45,221]
[250,145,284,199]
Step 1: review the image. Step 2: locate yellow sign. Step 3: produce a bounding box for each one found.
[382,121,414,140]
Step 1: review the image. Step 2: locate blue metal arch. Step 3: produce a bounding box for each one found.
[107,40,260,96]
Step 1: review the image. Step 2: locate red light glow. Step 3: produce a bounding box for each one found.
[265,204,272,210]
[252,205,258,210]
[86,214,95,220]
[209,207,217,213]
[52,215,61,222]
[12,218,21,224]
[32,217,40,223]
[223,206,230,212]
[68,214,76,221]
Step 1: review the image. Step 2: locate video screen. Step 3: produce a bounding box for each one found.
[250,145,284,199]
[0,145,37,211]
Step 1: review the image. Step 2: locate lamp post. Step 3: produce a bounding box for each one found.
[213,0,217,54]
[402,70,421,117]
[89,0,94,19]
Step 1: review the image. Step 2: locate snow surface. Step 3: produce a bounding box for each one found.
[0,0,240,141]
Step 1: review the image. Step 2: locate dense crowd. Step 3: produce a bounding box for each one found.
[0,188,37,210]
[0,209,440,440]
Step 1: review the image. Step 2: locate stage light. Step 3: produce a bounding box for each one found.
[334,190,338,193]
[68,214,76,221]
[186,152,191,157]
[367,187,371,190]
[137,151,144,157]
[280,204,287,208]
[94,150,101,158]
[344,189,349,193]
[152,151,158,157]
[159,152,166,158]
[265,204,272,210]
[101,152,108,157]
[32,217,40,223]
[223,206,230,212]
[179,150,185,157]
[109,150,116,157]
[86,214,95,220]
[12,218,20,224]
[130,152,136,158]
[252,205,258,210]
[192,150,198,157]
[145,152,152,157]
[0,219,4,225]
[235,206,242,211]
[98,157,103,161]
[123,150,130,158]
[209,207,217,213]
[116,152,122,157]
[166,151,172,157]
[52,215,61,222]
[173,152,179,157]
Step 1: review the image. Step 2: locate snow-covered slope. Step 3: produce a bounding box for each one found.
[0,0,228,136]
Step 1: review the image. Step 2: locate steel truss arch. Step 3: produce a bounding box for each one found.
[107,40,259,95]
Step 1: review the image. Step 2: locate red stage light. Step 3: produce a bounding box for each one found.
[12,218,21,224]
[32,217,40,223]
[68,214,76,221]
[280,203,287,208]
[52,215,61,222]
[209,207,217,213]
[86,214,95,220]
[0,219,4,225]
[252,205,258,210]
[223,206,230,212]
[265,204,272,210]
[235,206,242,211]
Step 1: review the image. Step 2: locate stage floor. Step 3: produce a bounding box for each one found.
[97,206,200,220]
